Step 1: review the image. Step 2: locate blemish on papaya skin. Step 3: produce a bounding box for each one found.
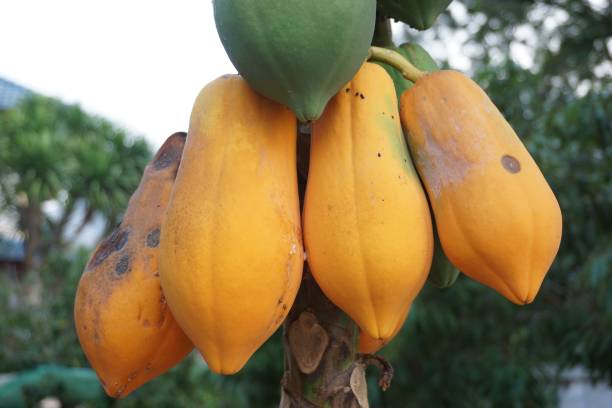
[152,132,186,171]
[115,255,130,275]
[153,149,180,170]
[501,154,521,173]
[377,152,382,157]
[354,92,360,97]
[88,228,129,269]
[359,93,365,99]
[146,228,161,248]
[345,88,350,93]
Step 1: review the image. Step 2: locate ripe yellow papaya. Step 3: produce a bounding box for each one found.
[74,133,193,398]
[304,63,433,340]
[400,70,562,304]
[358,304,410,354]
[159,75,303,375]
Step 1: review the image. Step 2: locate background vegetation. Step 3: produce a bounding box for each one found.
[0,0,610,406]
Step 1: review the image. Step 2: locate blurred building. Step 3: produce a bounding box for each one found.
[0,77,30,110]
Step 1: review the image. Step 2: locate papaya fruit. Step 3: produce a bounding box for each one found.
[358,305,411,354]
[400,70,562,304]
[304,63,433,340]
[74,132,193,398]
[381,0,452,30]
[213,0,376,122]
[159,75,304,375]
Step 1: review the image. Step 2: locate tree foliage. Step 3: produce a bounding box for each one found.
[0,95,151,271]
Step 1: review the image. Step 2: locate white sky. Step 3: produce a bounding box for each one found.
[1,0,236,148]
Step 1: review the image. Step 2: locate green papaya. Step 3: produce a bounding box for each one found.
[213,0,376,122]
[397,43,439,73]
[381,0,452,30]
[428,219,460,289]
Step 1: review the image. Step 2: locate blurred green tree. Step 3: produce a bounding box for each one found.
[0,95,151,272]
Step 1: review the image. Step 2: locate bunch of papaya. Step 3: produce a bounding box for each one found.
[73,1,564,399]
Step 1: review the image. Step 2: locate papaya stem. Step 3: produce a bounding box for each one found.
[368,46,426,83]
[371,12,393,47]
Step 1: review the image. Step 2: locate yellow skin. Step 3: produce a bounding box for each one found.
[400,70,562,304]
[358,304,411,354]
[159,75,304,375]
[304,63,433,340]
[74,133,193,398]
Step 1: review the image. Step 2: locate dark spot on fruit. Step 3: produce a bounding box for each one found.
[146,228,161,248]
[153,133,186,170]
[501,154,521,173]
[391,115,395,119]
[355,92,359,96]
[282,304,288,311]
[377,152,382,157]
[345,88,350,93]
[115,255,130,275]
[89,228,129,268]
[359,93,365,99]
[153,271,160,277]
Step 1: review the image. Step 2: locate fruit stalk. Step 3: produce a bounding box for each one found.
[368,46,426,83]
[371,11,393,47]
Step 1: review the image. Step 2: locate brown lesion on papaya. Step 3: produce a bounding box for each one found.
[152,132,187,171]
[88,228,130,269]
[501,154,521,173]
[146,228,161,248]
[115,255,131,276]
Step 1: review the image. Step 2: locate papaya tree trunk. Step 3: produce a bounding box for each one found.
[279,126,392,407]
